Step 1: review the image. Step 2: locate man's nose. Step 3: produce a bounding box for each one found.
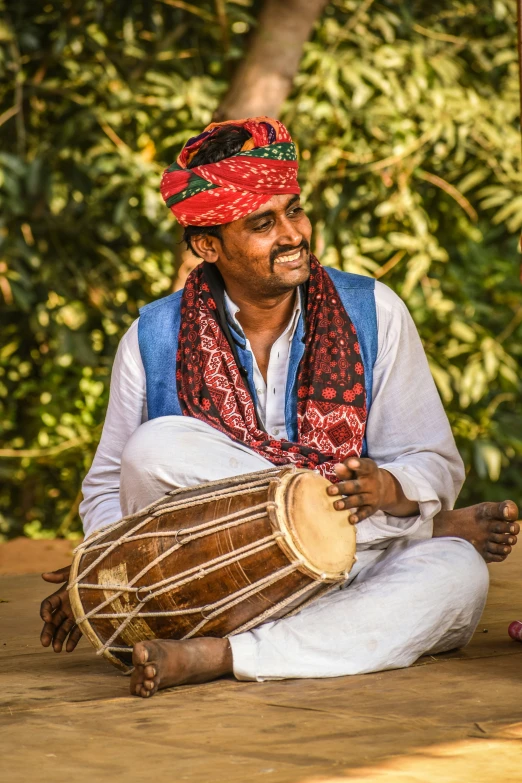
[276,215,302,246]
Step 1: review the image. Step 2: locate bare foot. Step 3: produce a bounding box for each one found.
[433,500,519,563]
[130,637,233,698]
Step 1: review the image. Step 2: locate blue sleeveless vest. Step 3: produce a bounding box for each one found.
[138,268,378,455]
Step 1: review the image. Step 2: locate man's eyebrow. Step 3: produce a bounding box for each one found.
[245,195,301,226]
[286,195,300,208]
[245,208,274,225]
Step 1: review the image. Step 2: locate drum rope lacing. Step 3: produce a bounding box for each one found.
[76,476,282,556]
[69,473,282,584]
[75,532,279,618]
[97,560,301,654]
[70,501,278,616]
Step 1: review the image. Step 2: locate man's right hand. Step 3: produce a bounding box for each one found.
[40,565,82,652]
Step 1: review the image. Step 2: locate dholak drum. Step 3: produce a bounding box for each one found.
[68,466,356,671]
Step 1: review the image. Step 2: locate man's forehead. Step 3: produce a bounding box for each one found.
[241,194,300,224]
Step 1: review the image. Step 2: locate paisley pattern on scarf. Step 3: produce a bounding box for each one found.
[176,256,367,481]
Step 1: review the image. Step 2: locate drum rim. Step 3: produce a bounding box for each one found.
[271,469,356,581]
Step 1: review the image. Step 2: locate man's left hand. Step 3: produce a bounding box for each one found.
[327,457,406,524]
[40,566,82,653]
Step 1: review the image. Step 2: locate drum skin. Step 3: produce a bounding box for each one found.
[69,467,356,671]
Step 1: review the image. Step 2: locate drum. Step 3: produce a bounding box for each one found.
[68,466,357,671]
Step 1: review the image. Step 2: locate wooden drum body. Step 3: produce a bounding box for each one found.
[69,466,356,671]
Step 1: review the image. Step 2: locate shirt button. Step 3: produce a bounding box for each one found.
[272,428,280,436]
[256,388,264,395]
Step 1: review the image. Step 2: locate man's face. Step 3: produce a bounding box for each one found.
[191,194,312,298]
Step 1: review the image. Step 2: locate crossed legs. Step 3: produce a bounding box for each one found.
[121,417,517,697]
[131,535,489,696]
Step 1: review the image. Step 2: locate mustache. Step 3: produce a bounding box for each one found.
[270,239,310,265]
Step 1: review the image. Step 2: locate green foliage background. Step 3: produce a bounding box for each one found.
[1,0,521,540]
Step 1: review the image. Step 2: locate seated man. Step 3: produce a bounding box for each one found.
[40,117,519,698]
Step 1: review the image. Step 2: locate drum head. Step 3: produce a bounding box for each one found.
[275,470,356,580]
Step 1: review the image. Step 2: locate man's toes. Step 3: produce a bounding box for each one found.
[500,500,519,523]
[491,520,519,535]
[143,667,160,694]
[144,663,157,680]
[489,532,517,546]
[479,500,519,525]
[130,669,144,696]
[139,679,158,697]
[486,541,511,558]
[130,644,161,697]
[485,553,506,563]
[478,502,504,523]
[132,677,155,698]
[132,641,150,667]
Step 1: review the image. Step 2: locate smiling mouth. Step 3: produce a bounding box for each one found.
[274,248,303,264]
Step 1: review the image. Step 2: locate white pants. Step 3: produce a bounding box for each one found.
[120,416,489,682]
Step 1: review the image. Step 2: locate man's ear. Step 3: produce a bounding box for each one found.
[191,233,222,263]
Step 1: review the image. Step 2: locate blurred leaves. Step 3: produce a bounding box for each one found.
[0,0,521,538]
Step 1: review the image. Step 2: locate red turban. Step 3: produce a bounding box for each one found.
[160,117,300,226]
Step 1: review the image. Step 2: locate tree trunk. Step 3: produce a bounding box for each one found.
[172,0,327,290]
[215,0,328,121]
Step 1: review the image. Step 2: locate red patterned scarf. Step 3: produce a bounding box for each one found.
[176,257,367,480]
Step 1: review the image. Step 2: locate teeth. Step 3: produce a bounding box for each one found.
[275,249,301,264]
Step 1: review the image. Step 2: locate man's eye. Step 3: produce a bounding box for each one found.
[289,207,303,216]
[254,222,271,231]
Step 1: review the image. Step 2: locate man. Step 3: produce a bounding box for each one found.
[40,117,519,698]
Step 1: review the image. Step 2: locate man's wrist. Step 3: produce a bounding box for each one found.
[378,468,399,513]
[379,468,419,517]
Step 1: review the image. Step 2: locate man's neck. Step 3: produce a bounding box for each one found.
[226,287,298,337]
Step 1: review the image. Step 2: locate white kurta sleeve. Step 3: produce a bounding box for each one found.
[355,282,465,547]
[79,319,146,538]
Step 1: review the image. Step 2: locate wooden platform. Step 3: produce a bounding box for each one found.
[1,545,522,782]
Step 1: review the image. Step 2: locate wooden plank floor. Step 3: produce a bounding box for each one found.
[1,546,522,782]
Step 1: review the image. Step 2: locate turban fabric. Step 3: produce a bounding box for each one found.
[160,117,300,226]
